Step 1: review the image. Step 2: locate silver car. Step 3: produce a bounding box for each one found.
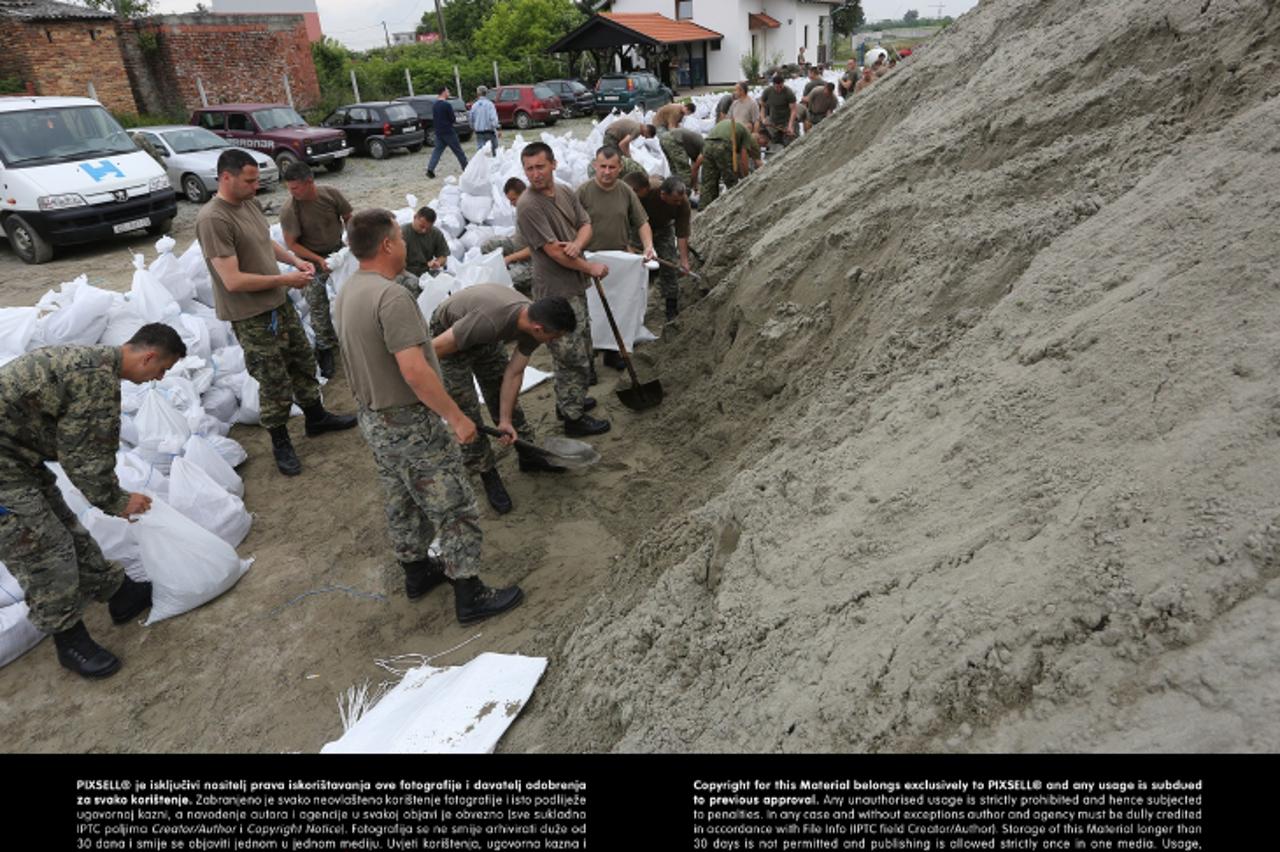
[128,125,279,203]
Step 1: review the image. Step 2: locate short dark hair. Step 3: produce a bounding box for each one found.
[283,161,313,183]
[659,176,686,197]
[520,141,555,163]
[595,144,622,161]
[503,177,527,196]
[415,206,437,223]
[348,208,398,260]
[621,171,649,192]
[643,123,657,137]
[684,102,696,113]
[216,148,257,177]
[127,323,187,360]
[527,297,576,334]
[771,73,785,84]
[439,85,449,95]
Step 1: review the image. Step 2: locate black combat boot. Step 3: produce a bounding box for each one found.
[517,447,566,474]
[302,402,357,437]
[402,557,448,600]
[315,347,336,379]
[53,621,121,679]
[268,424,302,476]
[665,297,679,321]
[554,396,596,420]
[601,350,627,370]
[108,577,152,625]
[479,468,513,514]
[564,414,611,437]
[453,576,524,625]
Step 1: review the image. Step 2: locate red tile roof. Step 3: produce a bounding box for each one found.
[600,12,723,44]
[748,13,782,30]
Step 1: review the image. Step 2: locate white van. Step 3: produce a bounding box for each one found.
[0,96,176,264]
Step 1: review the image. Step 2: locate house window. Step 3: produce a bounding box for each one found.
[675,1,693,20]
[804,25,809,48]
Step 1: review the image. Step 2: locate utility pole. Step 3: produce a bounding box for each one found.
[382,21,391,48]
[434,0,448,43]
[931,3,946,20]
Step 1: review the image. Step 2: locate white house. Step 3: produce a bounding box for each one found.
[602,1,842,85]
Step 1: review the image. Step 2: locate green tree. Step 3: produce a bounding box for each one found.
[903,9,920,24]
[830,1,866,37]
[82,0,155,16]
[472,0,586,60]
[417,0,496,49]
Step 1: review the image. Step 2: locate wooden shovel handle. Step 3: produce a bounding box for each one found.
[591,277,644,390]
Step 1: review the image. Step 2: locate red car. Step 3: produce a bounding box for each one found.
[491,85,563,130]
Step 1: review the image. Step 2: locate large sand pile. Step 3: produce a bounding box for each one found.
[502,0,1280,752]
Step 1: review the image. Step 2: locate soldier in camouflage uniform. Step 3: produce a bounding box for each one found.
[334,208,522,625]
[700,118,766,205]
[0,324,186,678]
[196,149,357,477]
[658,128,693,186]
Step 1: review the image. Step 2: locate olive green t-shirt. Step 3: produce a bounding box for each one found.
[279,185,352,254]
[759,85,797,126]
[670,128,704,160]
[194,195,287,322]
[639,178,692,240]
[333,270,441,411]
[707,119,760,159]
[604,118,643,147]
[403,223,451,277]
[434,283,539,357]
[516,183,591,300]
[576,179,648,252]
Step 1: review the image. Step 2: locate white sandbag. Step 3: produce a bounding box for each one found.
[98,298,146,347]
[187,302,230,350]
[179,240,215,307]
[322,652,547,754]
[153,375,203,432]
[134,387,191,470]
[133,498,251,625]
[417,273,461,324]
[129,254,180,323]
[38,277,112,345]
[0,560,25,606]
[150,235,197,304]
[169,314,212,362]
[459,194,493,224]
[119,413,138,447]
[182,435,244,497]
[201,384,240,424]
[203,434,248,468]
[191,412,230,438]
[585,251,656,351]
[211,345,246,383]
[167,457,251,547]
[328,249,358,296]
[0,307,39,357]
[455,249,513,289]
[437,212,465,238]
[458,150,492,196]
[234,375,261,425]
[116,450,170,499]
[47,463,144,575]
[0,602,45,668]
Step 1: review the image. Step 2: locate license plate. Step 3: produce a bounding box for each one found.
[550,110,561,116]
[403,125,416,133]
[113,217,150,234]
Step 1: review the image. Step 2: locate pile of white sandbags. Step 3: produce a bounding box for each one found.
[0,560,44,667]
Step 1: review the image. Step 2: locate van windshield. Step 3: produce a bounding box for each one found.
[0,106,137,168]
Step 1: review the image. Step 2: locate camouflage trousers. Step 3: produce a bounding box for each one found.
[699,139,739,205]
[658,131,692,186]
[0,470,123,634]
[356,403,481,579]
[429,315,536,474]
[394,270,424,299]
[481,237,532,296]
[653,222,679,300]
[305,271,338,350]
[231,303,321,430]
[544,293,593,420]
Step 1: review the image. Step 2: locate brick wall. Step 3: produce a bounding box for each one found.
[0,20,137,114]
[120,14,322,118]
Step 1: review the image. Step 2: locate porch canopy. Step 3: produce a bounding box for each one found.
[548,12,723,88]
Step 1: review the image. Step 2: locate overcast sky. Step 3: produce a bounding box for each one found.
[151,1,980,52]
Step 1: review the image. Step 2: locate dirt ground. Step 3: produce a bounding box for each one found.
[5,0,1280,756]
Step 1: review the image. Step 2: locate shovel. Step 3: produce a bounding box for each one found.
[591,277,664,411]
[477,425,600,471]
[629,245,704,284]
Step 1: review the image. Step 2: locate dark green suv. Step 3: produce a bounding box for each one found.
[593,72,674,118]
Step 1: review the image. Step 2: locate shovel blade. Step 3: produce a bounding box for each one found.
[616,379,664,411]
[538,437,601,470]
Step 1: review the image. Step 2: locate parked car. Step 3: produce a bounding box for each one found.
[538,79,594,119]
[491,84,563,130]
[0,96,176,264]
[190,103,352,173]
[129,125,278,203]
[393,95,473,145]
[320,101,424,160]
[593,72,673,117]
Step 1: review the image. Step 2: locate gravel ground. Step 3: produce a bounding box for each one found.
[0,114,599,309]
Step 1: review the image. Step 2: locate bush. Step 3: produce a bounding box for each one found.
[740,51,762,83]
[112,111,188,128]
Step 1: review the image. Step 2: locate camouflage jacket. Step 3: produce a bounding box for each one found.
[0,345,129,515]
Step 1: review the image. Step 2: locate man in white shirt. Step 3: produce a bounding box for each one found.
[469,86,501,155]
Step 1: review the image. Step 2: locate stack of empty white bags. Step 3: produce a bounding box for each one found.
[0,236,258,667]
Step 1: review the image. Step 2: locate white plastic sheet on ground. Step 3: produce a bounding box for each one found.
[133,499,252,625]
[321,652,548,754]
[584,250,657,352]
